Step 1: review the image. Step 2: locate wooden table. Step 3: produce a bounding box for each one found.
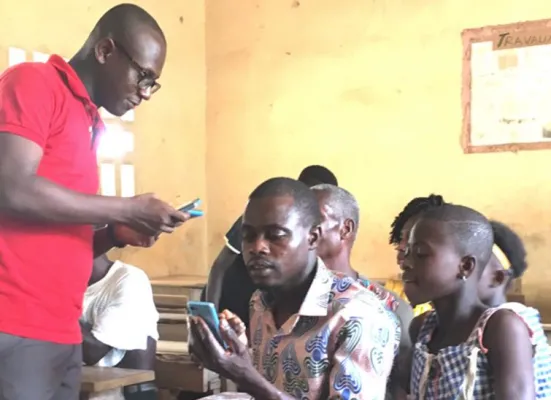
[80,366,154,399]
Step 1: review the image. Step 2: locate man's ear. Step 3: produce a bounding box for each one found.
[95,37,116,64]
[308,225,321,249]
[340,218,356,241]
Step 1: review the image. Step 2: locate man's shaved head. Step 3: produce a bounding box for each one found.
[71,3,167,116]
[91,3,166,45]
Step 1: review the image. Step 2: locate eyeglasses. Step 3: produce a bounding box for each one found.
[113,40,161,95]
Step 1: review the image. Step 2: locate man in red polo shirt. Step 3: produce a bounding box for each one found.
[0,4,186,400]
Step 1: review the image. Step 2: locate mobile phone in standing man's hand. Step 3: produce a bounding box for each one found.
[175,198,204,219]
[178,198,201,212]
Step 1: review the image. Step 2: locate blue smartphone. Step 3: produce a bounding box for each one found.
[188,209,204,218]
[178,198,201,212]
[187,301,227,348]
[176,199,204,219]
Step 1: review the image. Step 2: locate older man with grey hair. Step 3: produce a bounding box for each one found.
[311,183,413,399]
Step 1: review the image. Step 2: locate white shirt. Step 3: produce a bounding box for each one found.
[82,261,159,367]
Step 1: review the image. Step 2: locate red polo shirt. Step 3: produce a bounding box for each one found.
[0,56,102,344]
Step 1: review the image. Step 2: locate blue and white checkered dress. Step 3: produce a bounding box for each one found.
[410,304,551,399]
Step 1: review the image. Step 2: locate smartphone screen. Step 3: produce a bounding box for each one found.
[178,198,201,213]
[187,301,227,348]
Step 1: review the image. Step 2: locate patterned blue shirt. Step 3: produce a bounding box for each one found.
[248,260,399,399]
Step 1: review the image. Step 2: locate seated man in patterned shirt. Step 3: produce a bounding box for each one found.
[311,183,414,399]
[204,165,338,328]
[190,177,398,400]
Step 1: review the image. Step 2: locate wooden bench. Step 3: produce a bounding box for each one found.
[542,323,551,343]
[152,275,205,342]
[159,312,188,322]
[156,354,221,396]
[156,339,222,398]
[80,366,154,400]
[154,294,189,309]
[151,275,206,299]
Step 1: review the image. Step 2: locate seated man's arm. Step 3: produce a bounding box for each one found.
[117,336,157,370]
[81,320,112,366]
[205,216,242,308]
[328,306,398,400]
[119,337,158,400]
[391,294,414,351]
[388,296,414,398]
[82,268,159,367]
[391,312,430,395]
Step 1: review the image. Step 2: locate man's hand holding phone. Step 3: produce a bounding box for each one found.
[121,193,191,236]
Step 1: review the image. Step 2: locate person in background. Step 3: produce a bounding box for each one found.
[387,194,446,316]
[190,177,398,399]
[311,183,413,399]
[478,220,551,396]
[204,165,338,327]
[81,253,159,399]
[405,204,548,399]
[0,4,190,399]
[478,220,527,307]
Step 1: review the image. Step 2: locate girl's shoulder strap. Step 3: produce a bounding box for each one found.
[468,306,534,352]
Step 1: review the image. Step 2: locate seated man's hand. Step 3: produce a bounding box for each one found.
[219,309,248,348]
[189,316,254,382]
[113,224,159,248]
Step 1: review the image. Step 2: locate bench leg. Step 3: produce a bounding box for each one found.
[80,388,124,399]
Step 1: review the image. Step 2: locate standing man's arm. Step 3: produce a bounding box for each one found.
[0,66,187,235]
[205,216,242,308]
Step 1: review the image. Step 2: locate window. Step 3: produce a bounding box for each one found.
[7,47,137,196]
[8,47,26,66]
[98,113,136,198]
[32,51,49,63]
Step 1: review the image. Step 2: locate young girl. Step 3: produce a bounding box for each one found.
[478,219,528,306]
[404,204,549,399]
[478,220,551,397]
[387,194,446,316]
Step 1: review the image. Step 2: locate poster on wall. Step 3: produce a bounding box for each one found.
[462,19,551,153]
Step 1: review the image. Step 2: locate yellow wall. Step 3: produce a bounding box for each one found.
[205,0,551,318]
[0,0,208,278]
[3,1,551,317]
